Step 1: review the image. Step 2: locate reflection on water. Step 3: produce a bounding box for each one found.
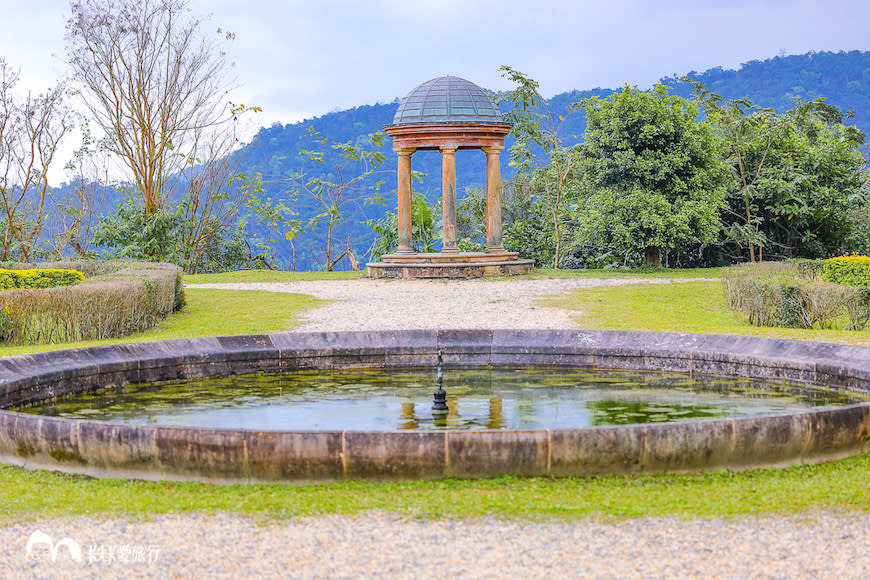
[13,367,866,431]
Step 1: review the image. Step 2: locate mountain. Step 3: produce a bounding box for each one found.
[235,50,870,270]
[49,50,870,271]
[665,50,870,122]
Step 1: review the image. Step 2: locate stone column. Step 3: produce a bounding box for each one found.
[483,145,504,252]
[395,148,415,254]
[441,145,458,253]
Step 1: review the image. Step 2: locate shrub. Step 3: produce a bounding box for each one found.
[823,255,870,287]
[0,268,84,290]
[802,281,853,329]
[92,197,250,274]
[722,262,795,313]
[0,261,183,345]
[845,287,870,331]
[0,260,124,277]
[723,261,867,330]
[788,258,826,279]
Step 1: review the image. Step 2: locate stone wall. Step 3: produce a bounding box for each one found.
[1,330,869,482]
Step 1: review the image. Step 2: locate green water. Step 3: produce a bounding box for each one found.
[14,367,864,431]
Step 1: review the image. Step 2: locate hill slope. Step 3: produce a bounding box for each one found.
[50,50,870,271]
[236,50,870,270]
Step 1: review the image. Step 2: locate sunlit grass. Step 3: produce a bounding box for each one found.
[4,268,870,524]
[184,267,724,284]
[525,267,725,279]
[186,269,365,284]
[3,453,870,524]
[544,280,870,346]
[0,288,323,357]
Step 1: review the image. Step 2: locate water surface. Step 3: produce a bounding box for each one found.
[15,367,863,431]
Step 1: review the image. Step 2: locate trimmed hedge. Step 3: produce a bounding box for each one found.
[823,255,870,287]
[0,268,85,290]
[0,261,184,345]
[787,258,826,279]
[0,260,124,278]
[723,261,870,330]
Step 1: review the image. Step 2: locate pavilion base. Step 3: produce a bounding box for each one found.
[367,251,535,279]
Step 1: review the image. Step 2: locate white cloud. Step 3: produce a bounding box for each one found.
[1,0,870,184]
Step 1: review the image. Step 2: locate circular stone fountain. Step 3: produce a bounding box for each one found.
[1,329,869,483]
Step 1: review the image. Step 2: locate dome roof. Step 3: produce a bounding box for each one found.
[391,76,504,126]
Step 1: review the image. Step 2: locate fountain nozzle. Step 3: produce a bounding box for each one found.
[432,349,448,413]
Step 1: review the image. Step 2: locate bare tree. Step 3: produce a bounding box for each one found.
[291,128,387,272]
[48,122,112,259]
[173,103,259,273]
[0,59,73,262]
[66,0,236,217]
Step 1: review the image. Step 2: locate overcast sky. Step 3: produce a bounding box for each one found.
[3,0,870,124]
[1,0,869,183]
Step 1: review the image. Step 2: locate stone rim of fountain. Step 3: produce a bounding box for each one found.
[1,329,869,483]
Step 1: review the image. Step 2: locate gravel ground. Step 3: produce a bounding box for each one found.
[187,277,702,331]
[6,277,869,578]
[6,512,870,579]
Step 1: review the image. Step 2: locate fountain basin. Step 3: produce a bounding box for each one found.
[1,329,869,483]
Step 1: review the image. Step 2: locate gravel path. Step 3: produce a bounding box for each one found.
[187,277,704,330]
[7,512,870,578]
[8,277,869,578]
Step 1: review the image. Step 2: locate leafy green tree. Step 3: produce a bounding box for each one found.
[687,79,867,261]
[366,193,440,261]
[685,78,790,262]
[577,84,729,266]
[92,194,249,273]
[499,66,583,268]
[749,103,866,258]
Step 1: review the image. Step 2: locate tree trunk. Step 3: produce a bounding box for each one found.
[643,246,662,267]
[552,208,562,269]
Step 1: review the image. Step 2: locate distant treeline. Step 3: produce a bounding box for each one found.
[50,50,870,271]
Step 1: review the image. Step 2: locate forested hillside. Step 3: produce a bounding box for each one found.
[228,50,869,270]
[44,50,870,271]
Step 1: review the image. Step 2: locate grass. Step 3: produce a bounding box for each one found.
[185,267,723,285]
[186,269,365,284]
[3,266,870,524]
[0,288,323,357]
[543,279,870,346]
[525,266,726,280]
[3,453,869,523]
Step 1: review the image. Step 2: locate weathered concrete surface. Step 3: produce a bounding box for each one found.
[367,253,534,279]
[1,330,869,483]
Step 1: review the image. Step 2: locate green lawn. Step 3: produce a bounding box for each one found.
[525,266,725,280]
[3,268,870,524]
[186,269,365,284]
[185,267,724,284]
[544,279,870,346]
[0,288,323,357]
[2,453,869,523]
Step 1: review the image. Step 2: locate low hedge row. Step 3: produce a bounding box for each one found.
[823,255,870,287]
[0,261,184,345]
[0,268,85,290]
[723,261,870,330]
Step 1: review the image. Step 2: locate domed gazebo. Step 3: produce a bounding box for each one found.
[367,76,534,278]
